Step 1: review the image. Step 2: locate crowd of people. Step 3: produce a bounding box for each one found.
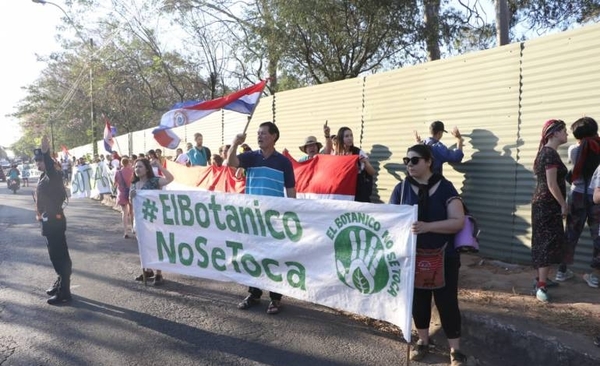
[29,116,600,365]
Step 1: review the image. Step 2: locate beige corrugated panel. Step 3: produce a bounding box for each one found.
[272,79,364,160]
[74,24,600,270]
[183,113,223,158]
[363,43,523,265]
[130,129,146,156]
[223,109,253,154]
[113,134,129,156]
[69,144,93,159]
[231,95,275,153]
[518,23,600,270]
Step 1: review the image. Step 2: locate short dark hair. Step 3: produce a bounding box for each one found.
[259,121,280,142]
[571,117,598,140]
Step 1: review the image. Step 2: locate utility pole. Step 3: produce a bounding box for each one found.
[90,38,97,156]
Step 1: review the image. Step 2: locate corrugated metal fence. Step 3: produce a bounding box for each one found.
[70,23,600,270]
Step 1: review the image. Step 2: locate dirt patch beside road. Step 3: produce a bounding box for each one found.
[458,254,600,337]
[348,253,599,340]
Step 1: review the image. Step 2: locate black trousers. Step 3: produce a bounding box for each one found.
[248,287,282,301]
[43,218,72,293]
[412,255,461,339]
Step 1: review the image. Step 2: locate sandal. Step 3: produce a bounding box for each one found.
[134,270,154,281]
[266,300,281,315]
[238,295,260,310]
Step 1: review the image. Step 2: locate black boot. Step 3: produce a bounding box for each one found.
[47,276,72,305]
[47,290,72,305]
[46,277,60,296]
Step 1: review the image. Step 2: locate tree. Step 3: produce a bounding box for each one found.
[13,0,215,151]
[273,0,420,82]
[165,0,421,87]
[510,0,600,33]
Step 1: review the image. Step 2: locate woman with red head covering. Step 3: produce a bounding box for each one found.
[531,119,568,302]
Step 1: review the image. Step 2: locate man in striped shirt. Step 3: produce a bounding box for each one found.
[227,121,296,315]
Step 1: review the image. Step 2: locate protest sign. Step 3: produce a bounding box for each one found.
[70,163,113,198]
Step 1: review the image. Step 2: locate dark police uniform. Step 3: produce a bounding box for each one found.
[36,150,71,304]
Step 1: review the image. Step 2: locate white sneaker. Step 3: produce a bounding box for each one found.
[555,269,574,282]
[583,273,599,288]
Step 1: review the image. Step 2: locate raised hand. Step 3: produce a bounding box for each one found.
[414,130,422,143]
[41,135,50,153]
[233,133,246,146]
[451,126,462,139]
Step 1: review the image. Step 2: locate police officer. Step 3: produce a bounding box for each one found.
[35,136,72,305]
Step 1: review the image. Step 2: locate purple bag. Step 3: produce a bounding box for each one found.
[455,214,480,253]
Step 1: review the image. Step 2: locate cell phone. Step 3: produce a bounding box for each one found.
[325,120,328,127]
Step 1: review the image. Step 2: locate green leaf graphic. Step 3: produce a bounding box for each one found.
[352,267,371,294]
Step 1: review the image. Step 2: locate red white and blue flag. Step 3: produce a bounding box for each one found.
[153,80,267,149]
[103,116,114,153]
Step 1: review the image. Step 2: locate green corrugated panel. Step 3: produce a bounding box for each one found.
[363,43,523,267]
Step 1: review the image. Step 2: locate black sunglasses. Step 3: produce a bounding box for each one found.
[403,156,424,165]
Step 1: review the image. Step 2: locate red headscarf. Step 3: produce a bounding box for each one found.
[534,119,566,171]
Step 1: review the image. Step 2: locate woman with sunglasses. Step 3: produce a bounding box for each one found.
[389,144,467,366]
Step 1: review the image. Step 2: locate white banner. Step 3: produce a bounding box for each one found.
[134,190,418,341]
[70,163,113,198]
[18,164,41,180]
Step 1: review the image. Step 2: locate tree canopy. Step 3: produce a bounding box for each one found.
[11,0,599,156]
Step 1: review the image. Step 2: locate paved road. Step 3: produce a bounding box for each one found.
[0,184,459,366]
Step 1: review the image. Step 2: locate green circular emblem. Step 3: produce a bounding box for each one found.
[334,226,389,294]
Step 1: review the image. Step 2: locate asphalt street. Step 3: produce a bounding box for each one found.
[0,183,457,366]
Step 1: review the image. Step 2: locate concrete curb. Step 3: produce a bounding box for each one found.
[462,310,600,366]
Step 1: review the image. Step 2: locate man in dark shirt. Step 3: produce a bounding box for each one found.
[35,136,72,305]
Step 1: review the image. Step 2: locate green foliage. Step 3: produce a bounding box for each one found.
[10,133,40,160]
[510,0,600,31]
[13,0,600,150]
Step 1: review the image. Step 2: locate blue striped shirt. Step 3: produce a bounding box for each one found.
[238,150,295,197]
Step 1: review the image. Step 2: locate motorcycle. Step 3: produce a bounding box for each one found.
[8,178,20,194]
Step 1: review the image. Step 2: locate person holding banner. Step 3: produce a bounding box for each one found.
[389,144,468,366]
[130,158,174,285]
[34,136,72,305]
[334,127,375,202]
[227,121,296,315]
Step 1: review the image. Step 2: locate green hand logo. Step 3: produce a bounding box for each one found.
[334,227,389,294]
